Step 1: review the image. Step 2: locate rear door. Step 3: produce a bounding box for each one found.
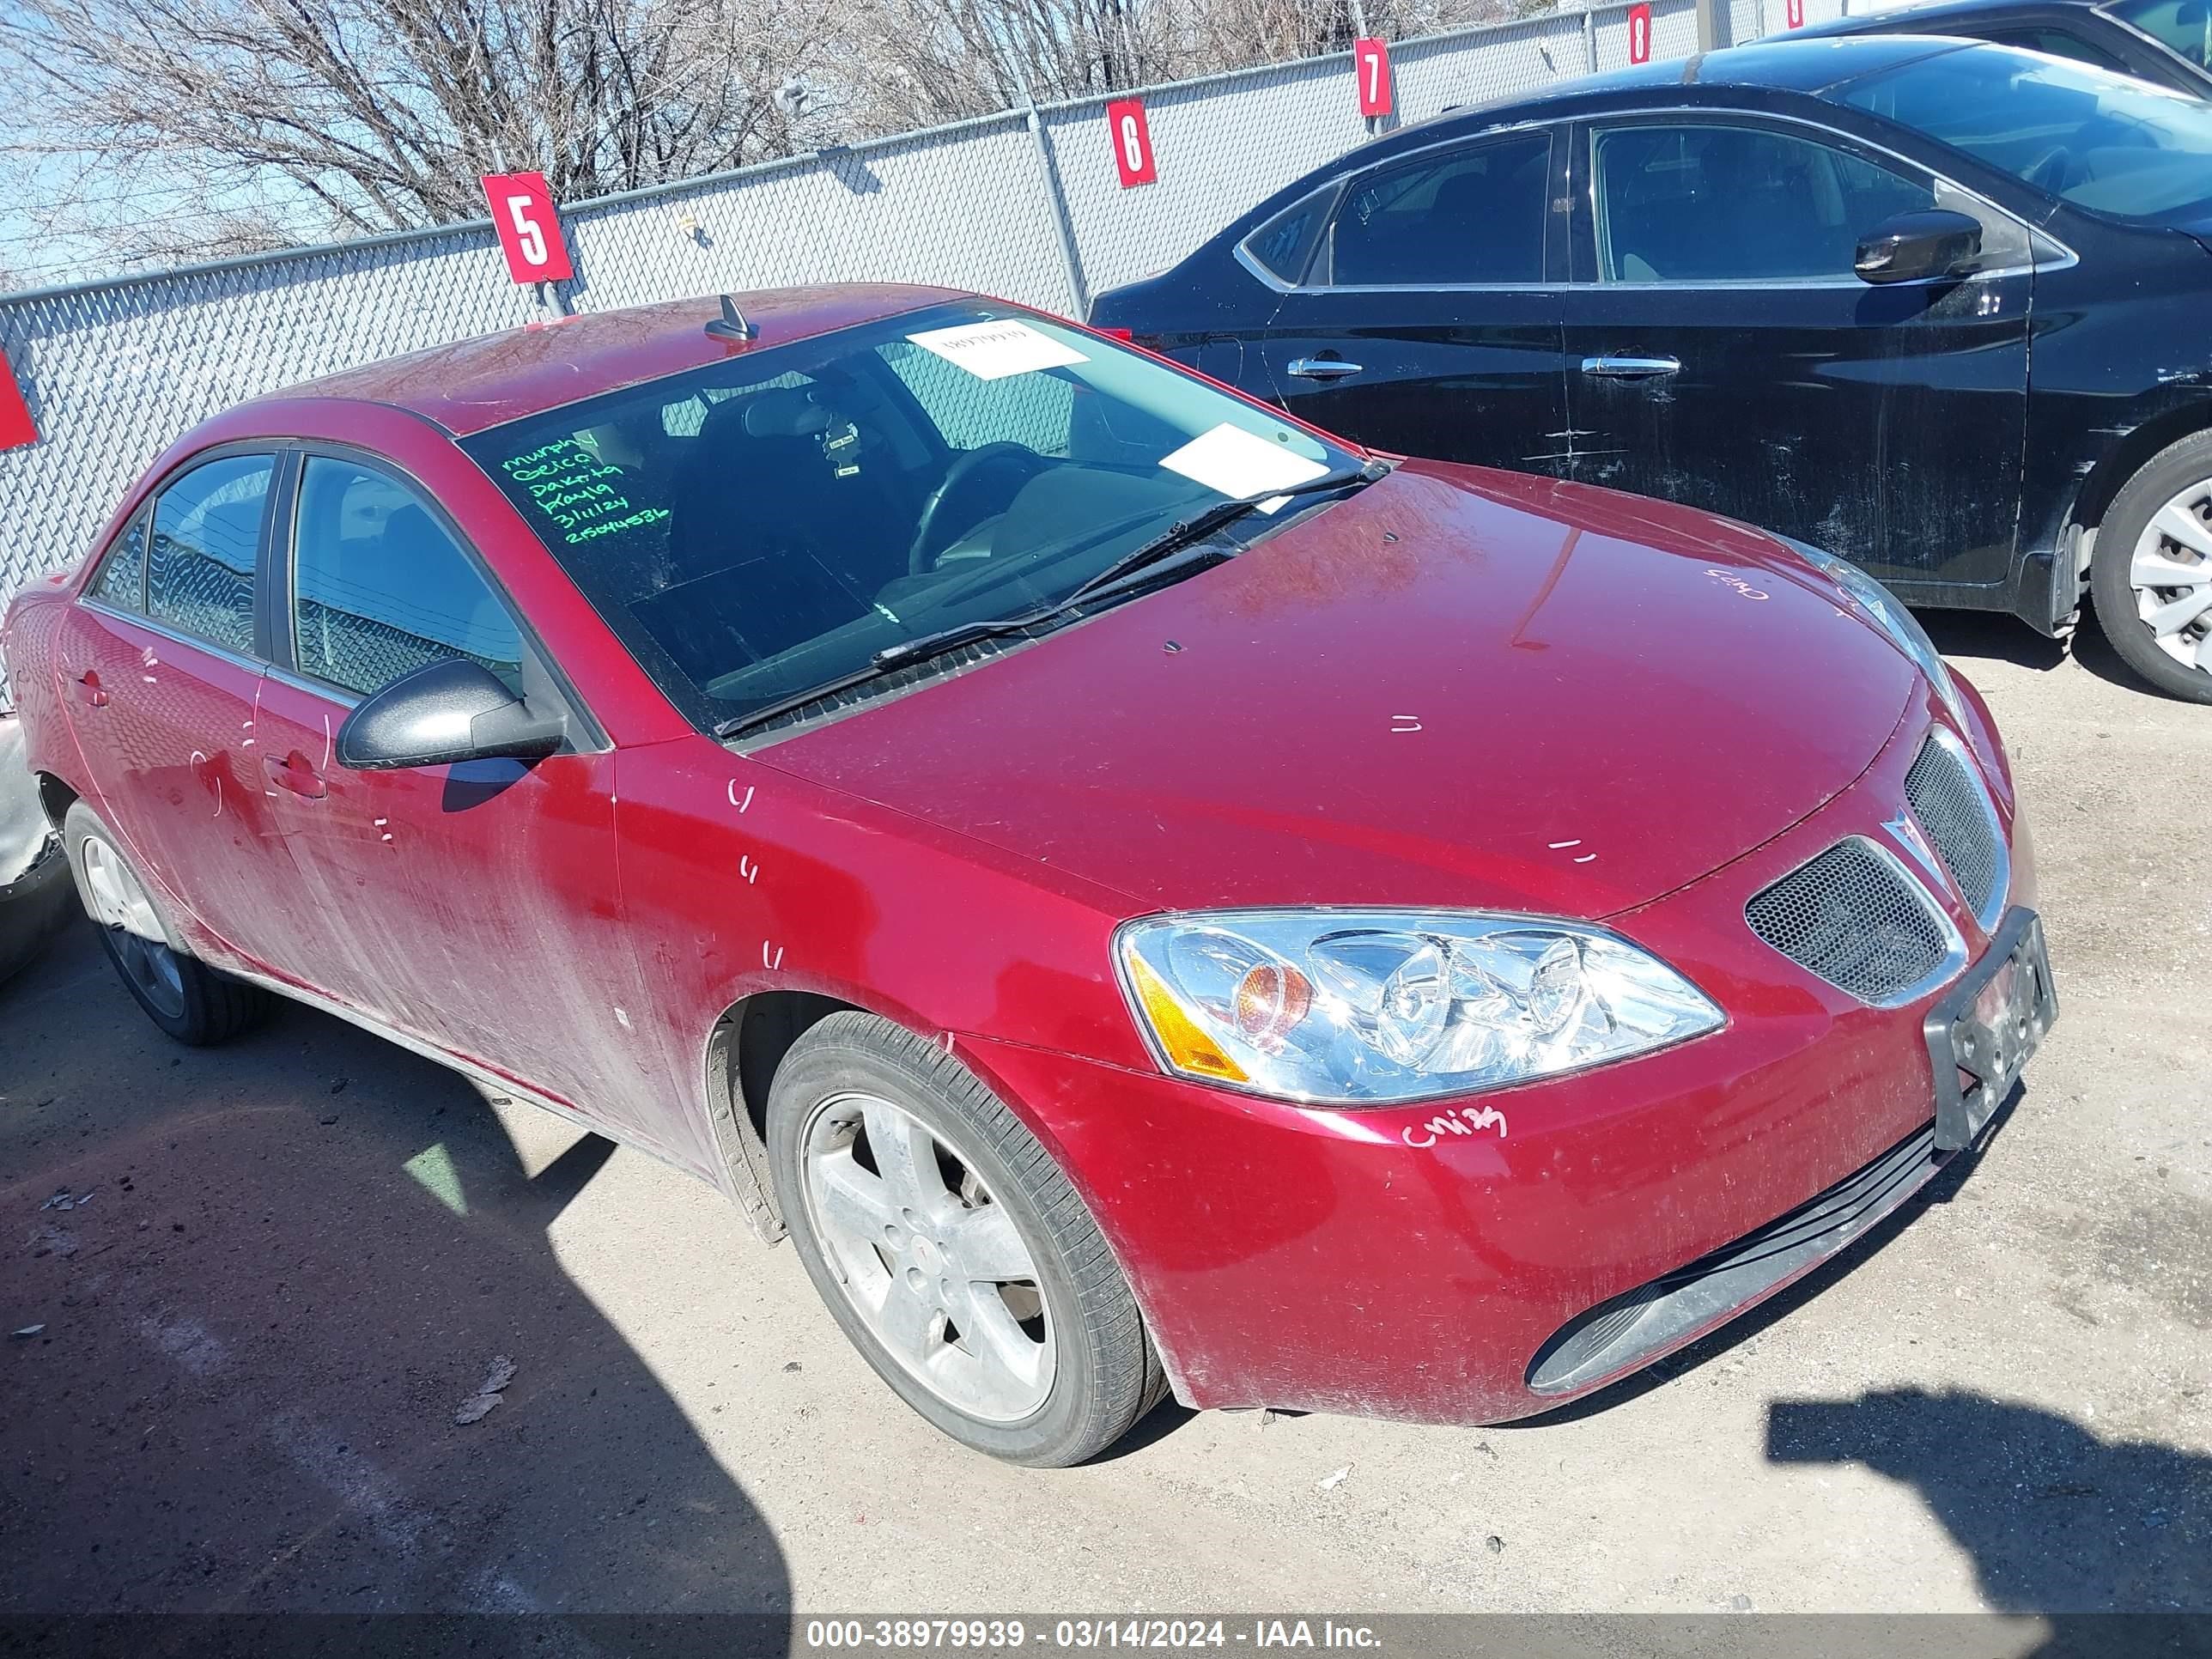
[248,448,670,1150]
[52,450,288,963]
[1558,114,2033,591]
[1255,126,1574,472]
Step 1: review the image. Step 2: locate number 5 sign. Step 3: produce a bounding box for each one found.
[482,172,574,284]
[1105,99,1157,189]
[1353,38,1394,118]
[1627,3,1653,63]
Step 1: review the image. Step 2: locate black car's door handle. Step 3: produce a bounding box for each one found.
[1285,357,1364,381]
[1581,355,1681,380]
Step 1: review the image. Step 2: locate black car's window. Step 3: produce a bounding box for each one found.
[88,514,148,611]
[460,301,1356,733]
[1980,25,2133,73]
[2107,0,2210,68]
[1241,186,1335,284]
[1592,123,1936,282]
[146,454,270,657]
[1325,132,1551,286]
[290,456,525,698]
[1837,44,2212,221]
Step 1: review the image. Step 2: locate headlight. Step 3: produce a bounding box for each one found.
[1779,536,1967,726]
[1115,910,1724,1106]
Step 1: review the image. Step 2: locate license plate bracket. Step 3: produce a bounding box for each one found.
[1923,908,2057,1154]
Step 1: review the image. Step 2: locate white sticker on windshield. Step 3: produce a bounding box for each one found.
[906,319,1089,380]
[1158,422,1329,508]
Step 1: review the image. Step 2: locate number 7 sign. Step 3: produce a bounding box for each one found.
[1353,38,1394,118]
[481,172,574,284]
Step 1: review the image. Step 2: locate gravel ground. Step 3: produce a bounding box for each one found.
[2,612,2207,1626]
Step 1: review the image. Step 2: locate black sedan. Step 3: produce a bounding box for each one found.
[1801,0,2212,98]
[1090,36,2212,701]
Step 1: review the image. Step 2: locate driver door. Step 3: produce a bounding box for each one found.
[1558,116,2032,591]
[248,449,673,1153]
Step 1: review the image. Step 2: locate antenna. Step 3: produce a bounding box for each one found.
[704,294,757,343]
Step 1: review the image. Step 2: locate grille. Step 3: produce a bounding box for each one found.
[1745,837,1956,1006]
[1905,734,2003,926]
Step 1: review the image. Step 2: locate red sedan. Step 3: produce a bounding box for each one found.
[2,286,2056,1465]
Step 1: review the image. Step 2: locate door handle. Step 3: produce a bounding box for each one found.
[1285,356,1365,381]
[263,752,327,800]
[1580,355,1681,380]
[70,669,108,708]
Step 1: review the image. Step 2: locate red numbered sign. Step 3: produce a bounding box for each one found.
[1785,0,1805,24]
[481,172,574,284]
[1353,38,1394,118]
[1627,3,1654,63]
[0,348,35,452]
[1106,99,1157,189]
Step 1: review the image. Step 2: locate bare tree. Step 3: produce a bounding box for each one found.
[836,0,1181,131]
[0,0,842,264]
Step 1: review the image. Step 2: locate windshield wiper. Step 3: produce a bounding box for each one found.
[715,460,1387,739]
[1052,461,1384,614]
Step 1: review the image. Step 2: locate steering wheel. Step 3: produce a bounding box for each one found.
[907,442,1036,575]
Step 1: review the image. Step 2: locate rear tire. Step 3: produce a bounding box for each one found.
[765,1011,1164,1466]
[2088,431,2212,704]
[62,803,270,1045]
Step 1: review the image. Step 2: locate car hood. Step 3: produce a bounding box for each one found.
[757,462,1917,919]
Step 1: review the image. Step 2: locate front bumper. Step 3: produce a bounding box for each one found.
[963,700,2044,1425]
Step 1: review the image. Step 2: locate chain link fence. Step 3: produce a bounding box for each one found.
[0,0,1848,689]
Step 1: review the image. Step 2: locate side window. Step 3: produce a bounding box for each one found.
[88,514,148,610]
[1592,124,1936,283]
[1981,26,2134,73]
[1326,131,1551,286]
[1241,186,1335,284]
[877,340,1074,457]
[290,456,524,697]
[146,454,271,656]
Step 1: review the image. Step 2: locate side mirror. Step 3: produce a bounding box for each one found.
[335,658,564,771]
[1854,209,1985,285]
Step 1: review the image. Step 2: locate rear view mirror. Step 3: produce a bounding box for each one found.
[1854,209,1985,285]
[335,658,564,771]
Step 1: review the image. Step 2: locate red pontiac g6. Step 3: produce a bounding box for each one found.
[2,287,2057,1464]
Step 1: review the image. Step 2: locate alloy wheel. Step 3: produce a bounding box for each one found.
[2129,478,2212,677]
[79,837,185,1021]
[799,1090,1054,1423]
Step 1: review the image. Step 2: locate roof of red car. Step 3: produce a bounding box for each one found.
[268,283,969,437]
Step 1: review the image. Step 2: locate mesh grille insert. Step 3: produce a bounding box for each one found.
[1745,839,1950,1004]
[1906,736,2001,922]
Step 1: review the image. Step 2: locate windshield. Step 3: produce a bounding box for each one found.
[463,301,1358,734]
[1834,43,2212,221]
[2107,0,2211,68]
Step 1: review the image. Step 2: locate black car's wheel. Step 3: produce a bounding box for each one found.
[2090,431,2212,704]
[765,1011,1165,1465]
[62,803,270,1045]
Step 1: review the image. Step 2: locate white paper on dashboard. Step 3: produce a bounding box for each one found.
[1158,422,1329,510]
[905,319,1089,380]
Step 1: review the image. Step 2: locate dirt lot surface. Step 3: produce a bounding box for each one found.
[3,615,2208,1626]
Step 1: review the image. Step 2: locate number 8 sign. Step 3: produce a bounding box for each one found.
[482,171,574,284]
[1105,99,1157,189]
[1627,2,1653,63]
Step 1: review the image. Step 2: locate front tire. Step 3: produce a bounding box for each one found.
[62,802,270,1045]
[765,1012,1164,1465]
[2089,431,2212,703]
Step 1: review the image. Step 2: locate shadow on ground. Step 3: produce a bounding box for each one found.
[1,921,789,1619]
[1921,609,2173,703]
[1769,1387,2212,1651]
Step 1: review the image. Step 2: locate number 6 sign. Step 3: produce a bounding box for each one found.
[481,171,574,284]
[1353,38,1394,118]
[1105,99,1157,189]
